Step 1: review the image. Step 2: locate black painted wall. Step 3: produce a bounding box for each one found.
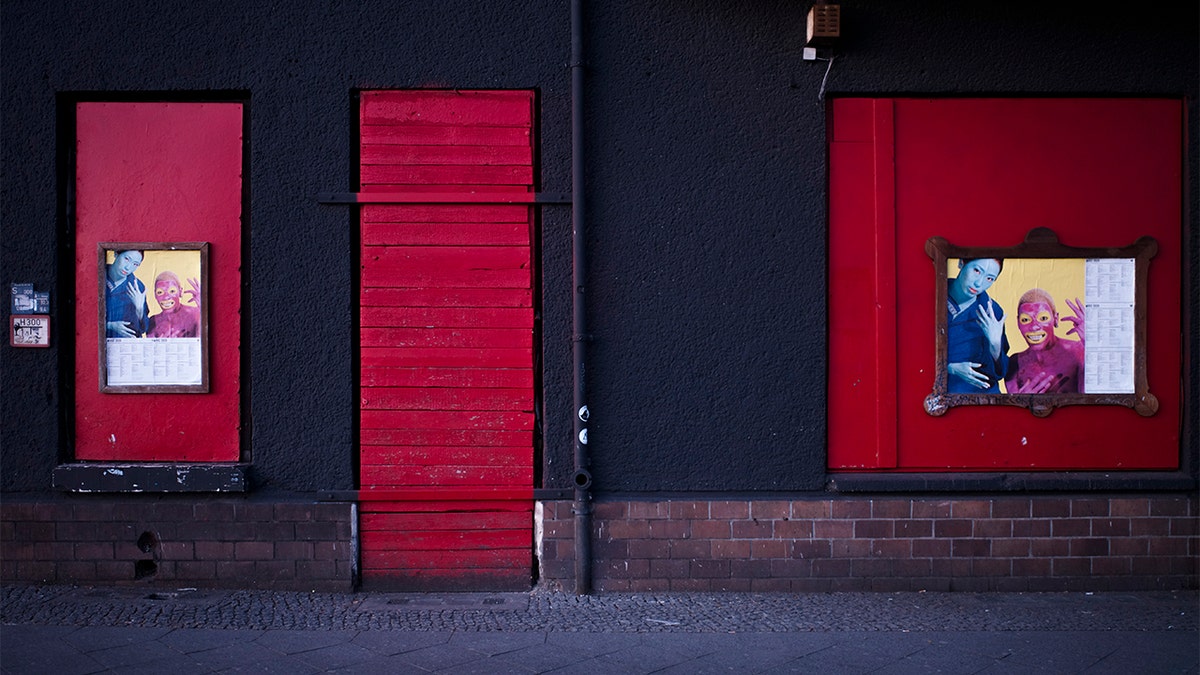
[2,1,1196,495]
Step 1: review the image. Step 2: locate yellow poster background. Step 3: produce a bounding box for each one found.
[949,258,1085,394]
[106,249,202,316]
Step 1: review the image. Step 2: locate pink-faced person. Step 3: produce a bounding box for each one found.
[1003,288,1085,394]
[147,270,201,338]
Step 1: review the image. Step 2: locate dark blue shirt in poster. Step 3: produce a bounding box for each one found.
[946,286,1009,394]
[106,276,149,338]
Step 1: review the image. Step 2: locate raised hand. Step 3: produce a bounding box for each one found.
[977,299,1005,359]
[184,278,201,307]
[126,282,147,319]
[1062,297,1084,345]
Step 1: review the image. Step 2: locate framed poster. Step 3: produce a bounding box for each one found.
[98,242,209,393]
[924,228,1156,418]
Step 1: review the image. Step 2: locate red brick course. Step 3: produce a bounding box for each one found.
[1,497,354,591]
[538,495,1199,592]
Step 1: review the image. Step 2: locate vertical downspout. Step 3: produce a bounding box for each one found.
[570,0,593,595]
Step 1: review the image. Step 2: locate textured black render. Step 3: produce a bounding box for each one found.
[1,1,1196,495]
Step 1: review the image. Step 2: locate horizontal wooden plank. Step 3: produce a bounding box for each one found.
[361,245,531,289]
[360,91,532,127]
[360,386,532,411]
[360,529,530,551]
[359,498,531,513]
[357,516,528,538]
[361,306,531,329]
[360,184,525,195]
[362,510,530,533]
[360,549,531,571]
[361,204,530,224]
[360,348,530,369]
[361,347,530,369]
[357,570,531,592]
[362,287,532,308]
[362,221,529,247]
[359,410,535,431]
[360,124,530,147]
[361,164,532,186]
[361,527,528,547]
[360,428,532,447]
[360,444,531,467]
[361,445,530,466]
[360,464,532,488]
[361,144,531,166]
[360,327,531,350]
[357,365,532,386]
[361,366,532,389]
[361,267,530,290]
[365,245,529,269]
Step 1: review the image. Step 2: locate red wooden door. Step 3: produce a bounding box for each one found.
[358,90,536,590]
[828,98,1182,471]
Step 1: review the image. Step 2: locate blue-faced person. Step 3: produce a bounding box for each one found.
[105,249,150,338]
[945,258,1009,393]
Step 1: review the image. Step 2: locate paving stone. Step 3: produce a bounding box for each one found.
[0,585,1195,674]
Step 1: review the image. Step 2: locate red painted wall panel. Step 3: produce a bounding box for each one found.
[829,98,1182,471]
[73,102,242,462]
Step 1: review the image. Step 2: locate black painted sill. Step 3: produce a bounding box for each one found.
[53,463,249,493]
[826,470,1197,493]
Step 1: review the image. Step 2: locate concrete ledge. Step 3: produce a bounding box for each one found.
[53,463,249,493]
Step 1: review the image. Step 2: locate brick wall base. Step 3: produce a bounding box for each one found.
[536,495,1199,592]
[1,495,354,591]
[7,494,1194,594]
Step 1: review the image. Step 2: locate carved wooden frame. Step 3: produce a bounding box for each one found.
[924,227,1157,418]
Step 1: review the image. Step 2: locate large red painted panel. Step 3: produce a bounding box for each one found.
[829,98,1182,471]
[358,90,535,590]
[74,102,242,462]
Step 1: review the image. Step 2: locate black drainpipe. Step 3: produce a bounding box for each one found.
[570,0,593,596]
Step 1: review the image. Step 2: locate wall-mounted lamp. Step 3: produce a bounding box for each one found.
[802,2,839,99]
[805,3,841,48]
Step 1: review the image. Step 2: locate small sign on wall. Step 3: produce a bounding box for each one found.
[10,315,50,348]
[11,283,50,314]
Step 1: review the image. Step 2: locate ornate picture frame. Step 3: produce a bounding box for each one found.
[925,228,1156,418]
